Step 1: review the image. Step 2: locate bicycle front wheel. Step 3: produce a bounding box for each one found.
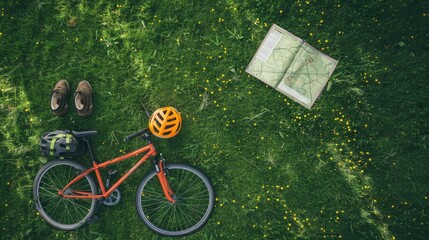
[136,163,215,237]
[33,160,97,230]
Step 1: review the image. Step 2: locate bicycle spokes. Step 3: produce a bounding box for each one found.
[33,160,97,230]
[137,164,215,236]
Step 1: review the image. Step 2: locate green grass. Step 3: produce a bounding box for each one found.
[1,0,428,239]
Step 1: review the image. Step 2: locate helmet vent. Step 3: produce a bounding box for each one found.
[148,107,182,138]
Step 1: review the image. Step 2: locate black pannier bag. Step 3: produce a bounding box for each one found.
[39,130,85,158]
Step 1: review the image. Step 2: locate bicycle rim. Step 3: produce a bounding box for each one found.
[136,163,215,236]
[33,160,97,230]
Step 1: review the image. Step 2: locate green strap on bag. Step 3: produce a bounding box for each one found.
[49,133,73,156]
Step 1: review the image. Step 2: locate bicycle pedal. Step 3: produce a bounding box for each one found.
[86,215,99,224]
[108,169,118,175]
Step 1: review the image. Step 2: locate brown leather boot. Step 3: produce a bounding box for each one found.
[74,80,93,117]
[50,79,70,116]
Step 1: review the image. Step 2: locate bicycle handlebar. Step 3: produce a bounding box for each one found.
[125,128,150,141]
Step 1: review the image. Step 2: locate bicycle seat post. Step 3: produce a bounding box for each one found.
[83,138,97,162]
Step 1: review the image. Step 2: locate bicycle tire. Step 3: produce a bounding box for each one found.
[136,163,215,237]
[33,160,97,230]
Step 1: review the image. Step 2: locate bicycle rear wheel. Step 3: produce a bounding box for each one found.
[136,163,215,237]
[33,160,97,230]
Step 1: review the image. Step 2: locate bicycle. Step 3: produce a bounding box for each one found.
[33,123,215,236]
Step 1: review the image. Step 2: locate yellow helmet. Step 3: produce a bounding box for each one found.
[149,107,182,138]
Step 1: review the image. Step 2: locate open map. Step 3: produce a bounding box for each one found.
[246,24,339,109]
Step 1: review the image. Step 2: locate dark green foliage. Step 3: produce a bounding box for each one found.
[0,0,427,239]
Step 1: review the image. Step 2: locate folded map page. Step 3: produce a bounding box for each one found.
[246,24,338,109]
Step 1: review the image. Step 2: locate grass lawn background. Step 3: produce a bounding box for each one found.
[0,0,428,239]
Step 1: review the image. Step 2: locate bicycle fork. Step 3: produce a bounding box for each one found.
[154,154,176,204]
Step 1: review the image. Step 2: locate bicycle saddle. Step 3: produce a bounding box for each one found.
[72,130,99,138]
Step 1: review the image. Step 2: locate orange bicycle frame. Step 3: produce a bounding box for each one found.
[58,142,176,203]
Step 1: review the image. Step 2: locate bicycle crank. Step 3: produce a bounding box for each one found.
[103,189,121,206]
